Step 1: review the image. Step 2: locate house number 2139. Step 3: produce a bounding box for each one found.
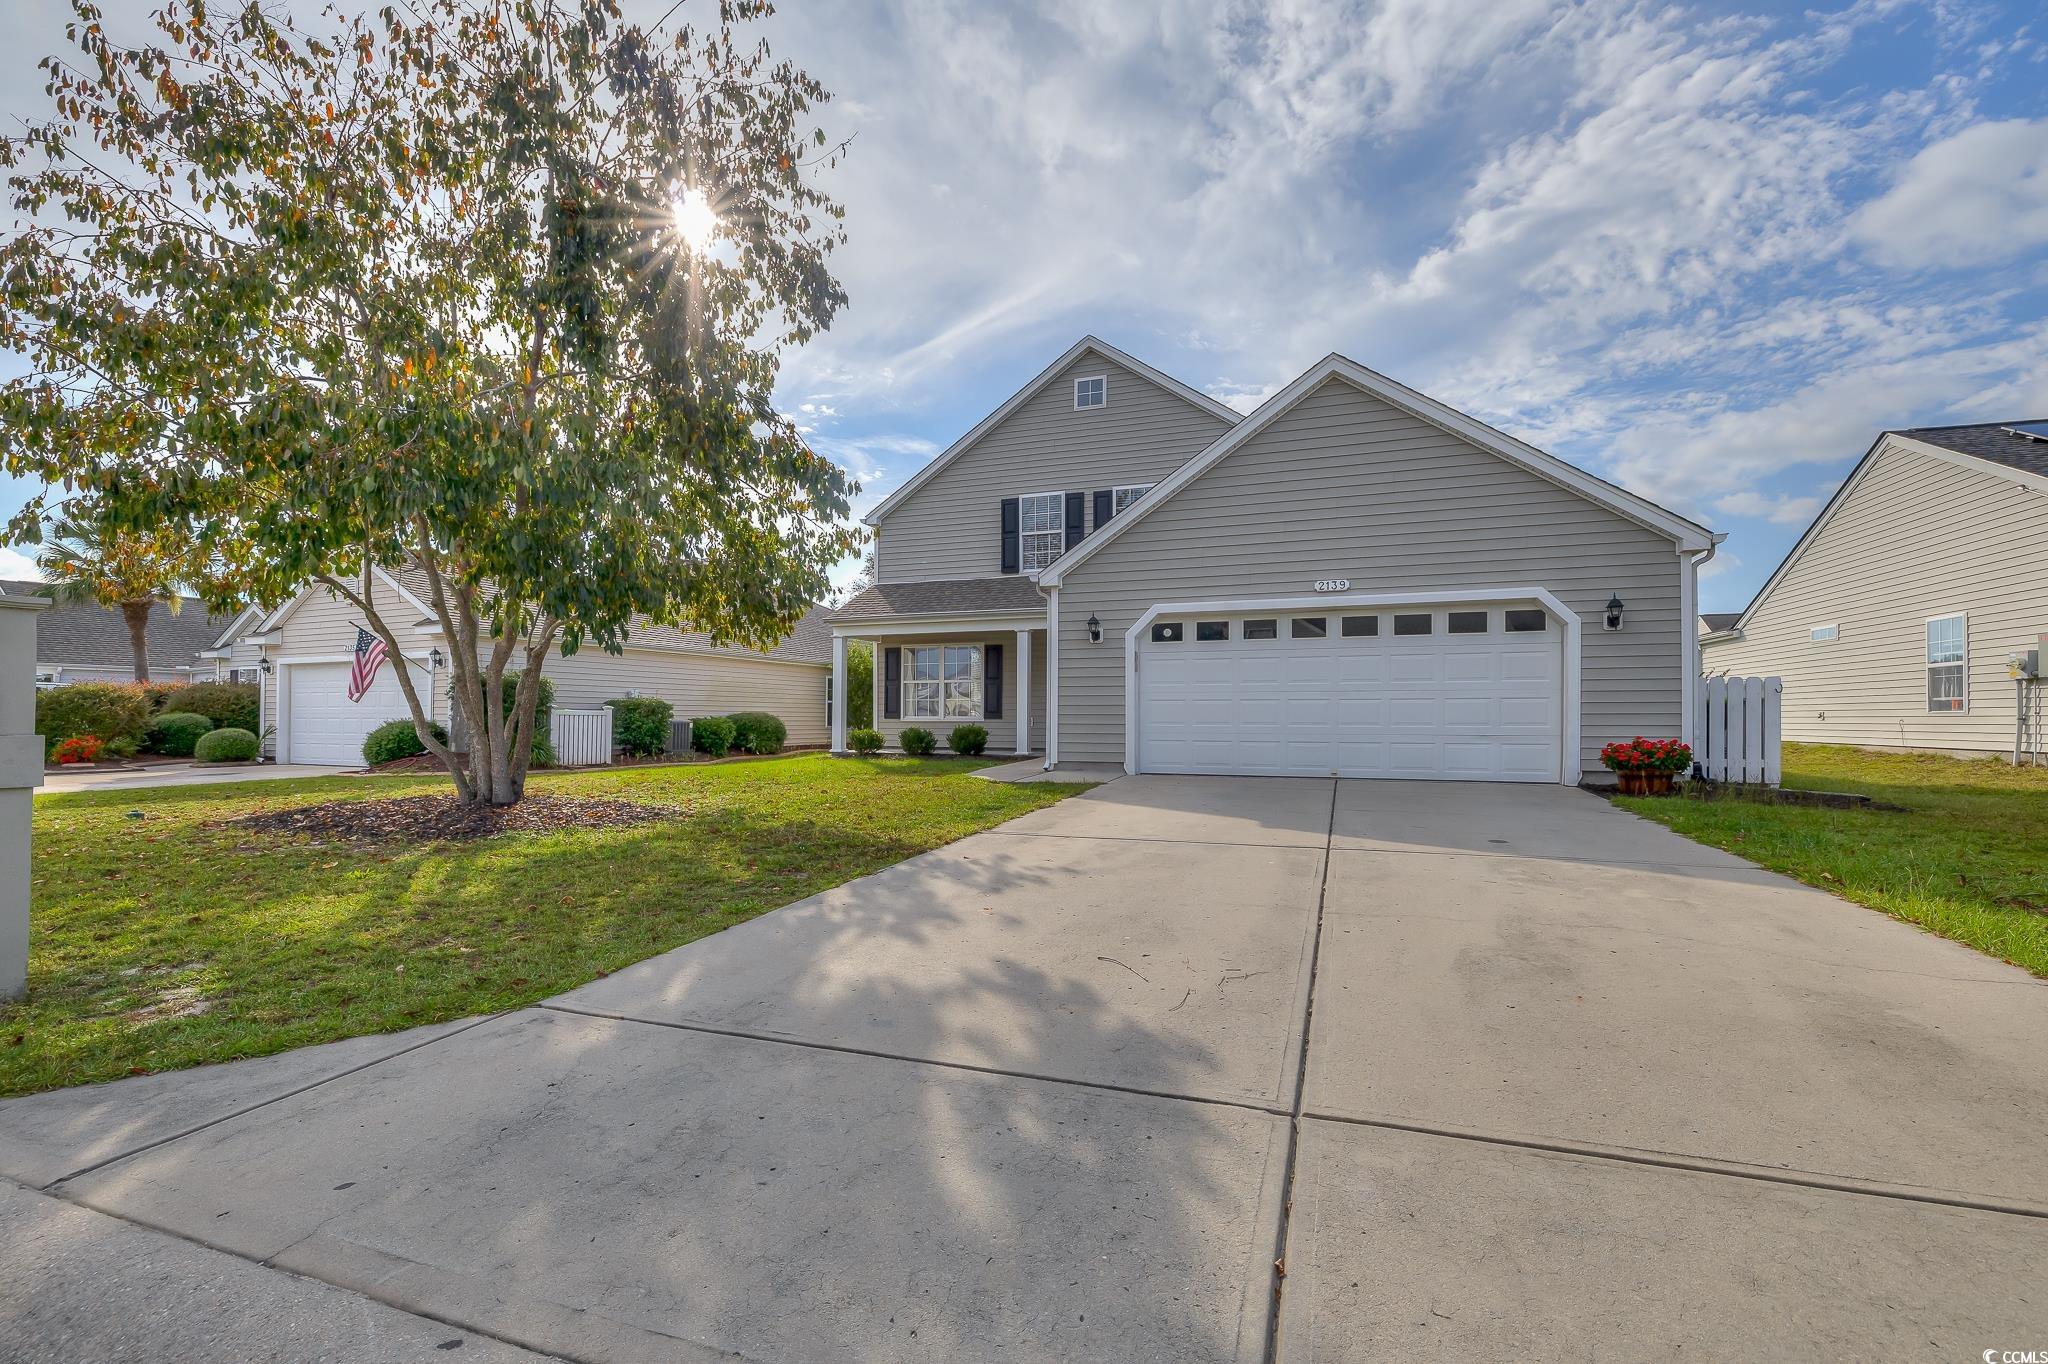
[1313,579,1350,592]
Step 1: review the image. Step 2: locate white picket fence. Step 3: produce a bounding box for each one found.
[1696,675,1782,785]
[550,706,614,767]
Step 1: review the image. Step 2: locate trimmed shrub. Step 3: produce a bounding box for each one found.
[847,727,884,756]
[52,735,106,764]
[362,718,450,766]
[37,683,152,759]
[139,681,187,713]
[103,736,140,759]
[726,711,787,755]
[175,681,260,734]
[611,697,675,757]
[148,711,215,757]
[690,715,737,758]
[899,726,937,756]
[948,724,989,756]
[194,727,260,763]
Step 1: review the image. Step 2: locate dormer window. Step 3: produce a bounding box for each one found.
[1074,376,1106,410]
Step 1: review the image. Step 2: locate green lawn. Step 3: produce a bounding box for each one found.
[1618,742,2048,978]
[4,756,1082,1097]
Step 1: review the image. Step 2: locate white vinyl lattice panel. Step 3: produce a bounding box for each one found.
[1696,675,1782,785]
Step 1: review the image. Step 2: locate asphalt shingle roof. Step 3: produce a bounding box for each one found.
[2,579,235,671]
[832,576,1047,622]
[1699,612,1741,632]
[1896,420,2048,480]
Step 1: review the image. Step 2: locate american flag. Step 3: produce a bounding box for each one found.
[346,626,389,702]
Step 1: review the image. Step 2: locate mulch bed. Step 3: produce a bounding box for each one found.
[219,793,679,844]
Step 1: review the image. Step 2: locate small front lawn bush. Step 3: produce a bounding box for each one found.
[847,727,884,755]
[611,697,675,757]
[194,728,260,763]
[51,735,106,765]
[727,711,787,755]
[691,715,737,758]
[174,681,260,734]
[948,724,989,756]
[362,718,450,765]
[36,683,151,758]
[899,726,937,756]
[147,711,214,757]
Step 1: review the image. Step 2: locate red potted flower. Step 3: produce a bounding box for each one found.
[1600,736,1691,795]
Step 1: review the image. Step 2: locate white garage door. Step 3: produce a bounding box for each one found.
[284,658,428,766]
[1136,605,1562,781]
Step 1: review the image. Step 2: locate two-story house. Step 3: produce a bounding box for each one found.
[830,337,1720,784]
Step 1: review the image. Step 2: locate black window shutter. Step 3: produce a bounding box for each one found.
[1064,491,1086,551]
[984,643,1004,720]
[1000,498,1020,575]
[882,646,902,720]
[1093,489,1113,528]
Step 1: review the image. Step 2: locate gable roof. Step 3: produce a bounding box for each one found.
[861,336,1242,526]
[1040,354,1717,585]
[1712,421,2048,640]
[1700,612,1741,633]
[1895,420,2048,482]
[4,579,238,671]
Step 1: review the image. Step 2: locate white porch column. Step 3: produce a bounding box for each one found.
[830,634,849,753]
[1,592,50,1001]
[1013,628,1033,755]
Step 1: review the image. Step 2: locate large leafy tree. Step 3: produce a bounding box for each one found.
[1,0,860,805]
[33,505,210,683]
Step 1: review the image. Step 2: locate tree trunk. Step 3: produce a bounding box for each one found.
[121,600,152,682]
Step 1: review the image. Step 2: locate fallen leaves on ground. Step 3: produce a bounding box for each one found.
[217,793,680,844]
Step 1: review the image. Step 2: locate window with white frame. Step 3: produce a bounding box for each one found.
[1926,614,1966,712]
[1074,375,1106,409]
[904,645,982,720]
[1809,624,1840,643]
[35,667,58,689]
[1111,484,1151,516]
[1018,491,1064,573]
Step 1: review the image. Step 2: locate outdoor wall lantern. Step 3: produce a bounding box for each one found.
[258,657,274,676]
[429,646,446,670]
[1603,593,1626,632]
[1086,614,1103,644]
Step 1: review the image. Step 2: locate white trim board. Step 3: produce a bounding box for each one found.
[1041,355,1716,587]
[862,336,1241,526]
[1119,586,1582,785]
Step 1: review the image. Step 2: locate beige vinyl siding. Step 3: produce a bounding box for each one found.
[864,633,1046,754]
[543,646,829,746]
[268,578,450,760]
[1702,444,2048,753]
[1054,377,1685,775]
[873,349,1233,583]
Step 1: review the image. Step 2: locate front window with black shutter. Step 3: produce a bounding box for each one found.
[1017,492,1063,573]
[905,645,982,720]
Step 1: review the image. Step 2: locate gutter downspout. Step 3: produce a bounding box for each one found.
[1681,535,1725,752]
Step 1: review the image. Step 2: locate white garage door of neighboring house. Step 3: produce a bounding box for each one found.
[1135,604,1562,782]
[284,658,428,766]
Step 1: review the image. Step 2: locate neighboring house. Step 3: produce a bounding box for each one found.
[1701,421,2048,755]
[240,568,833,765]
[1698,612,1741,636]
[830,337,1720,784]
[7,579,241,687]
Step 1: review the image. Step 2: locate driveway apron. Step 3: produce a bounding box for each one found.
[3,775,2042,1361]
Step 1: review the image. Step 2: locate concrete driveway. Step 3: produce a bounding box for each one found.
[2,777,2042,1361]
[37,761,345,794]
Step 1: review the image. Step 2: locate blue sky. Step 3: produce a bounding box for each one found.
[4,0,2046,611]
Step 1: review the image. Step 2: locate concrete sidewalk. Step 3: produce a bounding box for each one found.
[2,776,2042,1360]
[37,762,347,794]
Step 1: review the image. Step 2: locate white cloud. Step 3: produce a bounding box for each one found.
[0,545,43,581]
[1851,118,2048,267]
[1713,491,1825,526]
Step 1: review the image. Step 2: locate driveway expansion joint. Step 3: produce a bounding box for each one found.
[1299,1110,2048,1221]
[537,1002,1295,1117]
[41,1011,511,1189]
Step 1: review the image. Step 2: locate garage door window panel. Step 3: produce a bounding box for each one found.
[1291,617,1327,639]
[1244,619,1278,640]
[1195,621,1229,641]
[1340,615,1377,637]
[1504,609,1547,633]
[1393,613,1433,636]
[1448,611,1488,634]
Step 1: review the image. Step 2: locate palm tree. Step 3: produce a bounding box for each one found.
[34,512,199,682]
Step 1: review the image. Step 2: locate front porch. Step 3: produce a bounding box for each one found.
[830,613,1048,760]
